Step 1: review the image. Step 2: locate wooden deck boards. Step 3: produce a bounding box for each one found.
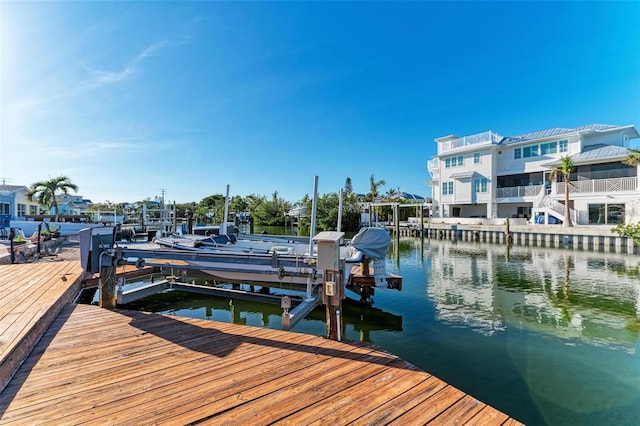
[0,260,522,425]
[0,260,85,391]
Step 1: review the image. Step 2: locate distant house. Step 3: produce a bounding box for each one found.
[427,124,640,224]
[388,192,426,202]
[0,185,41,227]
[52,194,93,216]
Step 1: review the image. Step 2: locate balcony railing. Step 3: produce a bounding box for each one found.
[438,131,502,154]
[496,184,543,199]
[495,177,637,199]
[556,177,637,194]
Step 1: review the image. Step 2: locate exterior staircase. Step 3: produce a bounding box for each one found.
[532,187,579,225]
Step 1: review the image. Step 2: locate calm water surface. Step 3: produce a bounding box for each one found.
[125,230,640,425]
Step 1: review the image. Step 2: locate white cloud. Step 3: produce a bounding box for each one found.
[86,40,170,86]
[90,66,137,84]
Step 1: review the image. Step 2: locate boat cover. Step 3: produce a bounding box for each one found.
[350,227,391,260]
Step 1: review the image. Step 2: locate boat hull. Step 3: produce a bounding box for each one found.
[9,220,107,237]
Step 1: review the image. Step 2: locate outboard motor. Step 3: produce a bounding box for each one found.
[350,227,391,287]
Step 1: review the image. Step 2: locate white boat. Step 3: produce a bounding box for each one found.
[9,220,107,238]
[153,180,392,288]
[152,227,391,289]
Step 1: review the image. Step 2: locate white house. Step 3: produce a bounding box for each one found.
[427,124,640,225]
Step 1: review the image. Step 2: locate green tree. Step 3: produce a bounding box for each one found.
[297,190,361,235]
[385,187,400,199]
[252,191,291,226]
[366,174,386,202]
[622,148,640,167]
[344,177,353,195]
[229,195,248,216]
[245,194,266,213]
[612,222,640,245]
[199,194,226,224]
[549,156,575,227]
[26,175,79,221]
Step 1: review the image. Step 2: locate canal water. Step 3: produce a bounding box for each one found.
[123,229,640,425]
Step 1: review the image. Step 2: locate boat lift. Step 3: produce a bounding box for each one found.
[79,227,349,334]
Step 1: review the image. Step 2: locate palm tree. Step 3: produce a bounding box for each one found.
[367,174,386,202]
[26,176,79,221]
[622,148,640,167]
[549,156,575,227]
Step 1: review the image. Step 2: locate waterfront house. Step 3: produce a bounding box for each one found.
[52,194,93,216]
[427,124,640,225]
[0,184,41,228]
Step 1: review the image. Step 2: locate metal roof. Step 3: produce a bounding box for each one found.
[573,124,621,132]
[0,185,28,194]
[542,144,631,167]
[503,127,575,145]
[571,144,630,163]
[500,124,636,146]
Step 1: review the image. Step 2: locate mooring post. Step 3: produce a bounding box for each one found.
[36,223,42,258]
[394,203,399,237]
[99,254,117,308]
[505,217,510,245]
[9,227,15,264]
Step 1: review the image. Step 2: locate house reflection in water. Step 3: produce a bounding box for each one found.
[426,240,640,352]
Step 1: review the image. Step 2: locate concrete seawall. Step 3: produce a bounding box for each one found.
[389,222,639,255]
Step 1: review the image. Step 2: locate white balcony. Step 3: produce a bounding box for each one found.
[427,158,439,171]
[496,184,543,199]
[556,177,637,194]
[438,131,502,154]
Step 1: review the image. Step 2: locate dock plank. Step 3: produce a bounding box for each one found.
[0,260,522,425]
[0,260,84,391]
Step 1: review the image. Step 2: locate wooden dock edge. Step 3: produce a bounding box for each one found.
[0,271,84,393]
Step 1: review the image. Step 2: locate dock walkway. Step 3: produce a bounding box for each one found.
[0,259,522,425]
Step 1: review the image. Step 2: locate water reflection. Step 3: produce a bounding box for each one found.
[124,291,402,341]
[424,239,640,352]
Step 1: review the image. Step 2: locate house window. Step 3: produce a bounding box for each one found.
[442,181,454,195]
[559,139,568,153]
[514,148,522,159]
[517,206,531,219]
[17,203,26,217]
[523,145,539,158]
[444,155,464,168]
[29,205,39,215]
[474,178,488,193]
[473,152,480,164]
[0,202,9,215]
[588,203,625,224]
[540,142,557,155]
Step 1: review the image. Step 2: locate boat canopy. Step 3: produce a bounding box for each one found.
[350,227,391,260]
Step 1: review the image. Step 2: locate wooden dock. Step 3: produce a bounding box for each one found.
[0,260,522,425]
[0,259,85,391]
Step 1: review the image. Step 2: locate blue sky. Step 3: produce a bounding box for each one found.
[2,1,639,204]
